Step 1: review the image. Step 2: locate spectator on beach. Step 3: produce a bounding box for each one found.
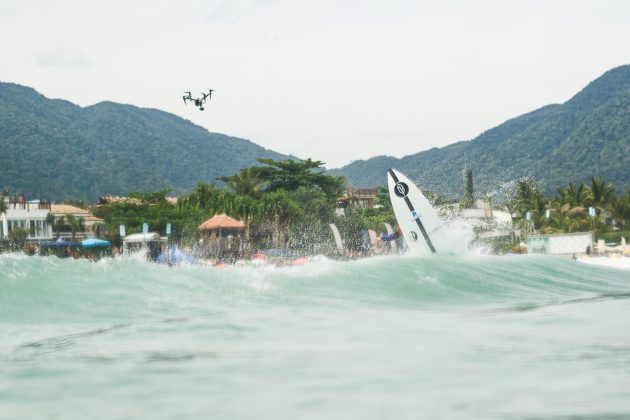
[381,226,402,242]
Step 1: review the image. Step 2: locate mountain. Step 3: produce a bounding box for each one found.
[332,65,630,199]
[0,83,291,201]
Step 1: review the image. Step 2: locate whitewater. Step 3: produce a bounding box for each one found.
[1,253,630,419]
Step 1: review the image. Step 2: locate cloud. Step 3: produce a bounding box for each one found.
[36,53,93,68]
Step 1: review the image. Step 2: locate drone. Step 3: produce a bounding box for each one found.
[183,89,214,111]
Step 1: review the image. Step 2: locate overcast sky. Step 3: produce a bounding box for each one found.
[1,0,629,168]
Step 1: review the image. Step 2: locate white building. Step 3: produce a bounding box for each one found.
[527,232,593,256]
[1,197,53,241]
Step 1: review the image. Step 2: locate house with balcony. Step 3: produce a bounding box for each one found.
[0,195,53,241]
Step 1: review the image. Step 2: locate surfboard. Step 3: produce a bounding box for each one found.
[387,168,442,254]
[329,223,345,253]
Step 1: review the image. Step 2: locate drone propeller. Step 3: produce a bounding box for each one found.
[182,91,194,105]
[201,89,214,100]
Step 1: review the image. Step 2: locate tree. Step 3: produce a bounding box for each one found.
[65,214,84,240]
[584,177,615,210]
[178,183,220,211]
[218,167,267,197]
[548,203,588,233]
[232,194,261,250]
[8,227,29,250]
[255,158,346,200]
[129,189,171,204]
[259,190,300,247]
[556,183,588,207]
[508,179,549,230]
[610,188,630,230]
[53,216,65,239]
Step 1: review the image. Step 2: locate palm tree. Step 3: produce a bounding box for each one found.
[258,191,299,248]
[584,177,615,210]
[65,214,84,240]
[53,216,65,239]
[219,167,267,197]
[556,183,582,207]
[178,183,220,211]
[232,194,261,252]
[549,203,589,233]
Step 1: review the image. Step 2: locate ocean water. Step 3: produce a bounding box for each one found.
[1,253,630,419]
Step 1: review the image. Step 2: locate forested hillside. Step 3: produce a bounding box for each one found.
[0,83,290,200]
[332,65,630,198]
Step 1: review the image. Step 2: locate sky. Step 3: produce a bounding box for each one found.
[1,0,629,168]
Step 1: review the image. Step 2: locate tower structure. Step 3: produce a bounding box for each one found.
[461,156,474,208]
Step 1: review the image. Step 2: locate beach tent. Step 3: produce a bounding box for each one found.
[82,238,111,247]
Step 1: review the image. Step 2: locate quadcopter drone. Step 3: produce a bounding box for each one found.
[183,89,214,111]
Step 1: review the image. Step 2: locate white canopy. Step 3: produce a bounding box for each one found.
[123,232,162,243]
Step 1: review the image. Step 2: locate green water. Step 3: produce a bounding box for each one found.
[1,253,630,419]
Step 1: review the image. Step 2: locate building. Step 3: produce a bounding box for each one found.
[527,232,593,256]
[50,204,104,238]
[1,195,53,241]
[336,187,379,216]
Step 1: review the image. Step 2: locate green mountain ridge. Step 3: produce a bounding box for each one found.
[331,65,630,198]
[2,65,629,203]
[0,83,291,201]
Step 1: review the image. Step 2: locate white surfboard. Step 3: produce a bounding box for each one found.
[329,223,345,253]
[387,168,442,254]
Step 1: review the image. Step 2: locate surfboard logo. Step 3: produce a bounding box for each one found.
[409,231,418,241]
[394,182,409,198]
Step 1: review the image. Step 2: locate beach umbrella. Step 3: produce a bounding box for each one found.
[82,238,111,248]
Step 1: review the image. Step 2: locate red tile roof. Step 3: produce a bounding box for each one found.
[197,214,244,230]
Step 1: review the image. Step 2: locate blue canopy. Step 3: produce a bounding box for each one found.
[40,238,82,247]
[82,238,111,248]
